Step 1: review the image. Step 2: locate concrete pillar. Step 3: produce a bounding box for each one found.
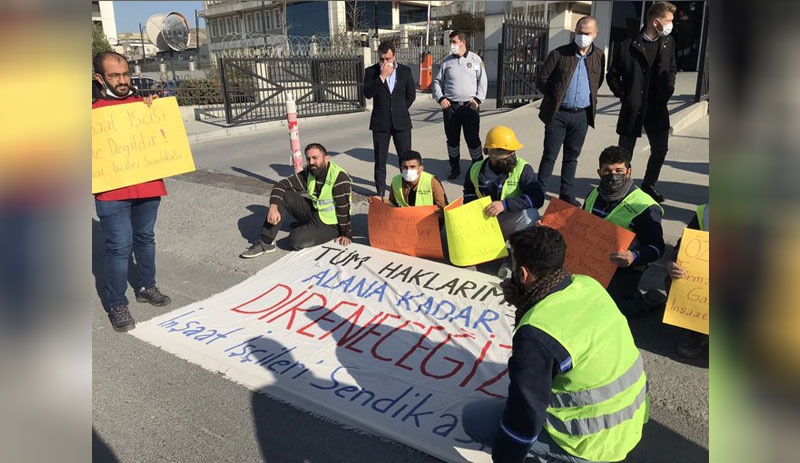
[362,45,373,110]
[592,1,614,69]
[483,1,506,97]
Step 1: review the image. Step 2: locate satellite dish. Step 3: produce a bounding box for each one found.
[145,14,169,51]
[162,12,191,52]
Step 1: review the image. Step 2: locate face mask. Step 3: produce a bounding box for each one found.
[600,173,629,192]
[657,20,673,37]
[502,155,517,173]
[574,34,593,48]
[450,44,461,55]
[100,77,133,99]
[401,168,419,183]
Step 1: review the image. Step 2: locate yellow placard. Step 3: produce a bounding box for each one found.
[444,196,508,266]
[91,97,196,194]
[663,228,710,334]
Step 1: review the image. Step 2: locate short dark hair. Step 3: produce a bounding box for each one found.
[576,15,598,30]
[93,51,128,76]
[305,143,328,156]
[449,30,467,44]
[508,226,566,279]
[598,145,632,168]
[377,41,395,55]
[399,150,422,166]
[647,1,676,21]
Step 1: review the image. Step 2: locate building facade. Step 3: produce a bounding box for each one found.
[92,1,117,45]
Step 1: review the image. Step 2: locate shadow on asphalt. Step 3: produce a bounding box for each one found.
[92,427,120,463]
[628,418,709,463]
[237,205,269,243]
[248,300,509,463]
[663,159,709,175]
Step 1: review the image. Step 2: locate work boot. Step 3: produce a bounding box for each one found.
[447,168,461,180]
[677,332,709,359]
[135,285,172,307]
[108,305,135,332]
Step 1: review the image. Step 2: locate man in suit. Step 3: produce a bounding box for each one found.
[364,41,416,197]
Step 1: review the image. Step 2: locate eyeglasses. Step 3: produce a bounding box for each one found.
[104,72,131,80]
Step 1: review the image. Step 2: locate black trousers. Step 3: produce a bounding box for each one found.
[260,191,339,250]
[618,128,669,187]
[372,129,412,196]
[443,105,481,168]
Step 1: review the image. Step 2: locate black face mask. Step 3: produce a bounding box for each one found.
[492,154,517,173]
[600,173,628,192]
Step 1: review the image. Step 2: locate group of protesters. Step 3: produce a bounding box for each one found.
[92,3,706,462]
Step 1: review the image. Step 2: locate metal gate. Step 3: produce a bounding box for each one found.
[496,17,549,108]
[219,57,365,125]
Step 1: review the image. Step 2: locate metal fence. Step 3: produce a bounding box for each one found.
[219,56,365,125]
[496,15,549,107]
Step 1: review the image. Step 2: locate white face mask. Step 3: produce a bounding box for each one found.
[450,44,461,55]
[657,20,673,37]
[574,34,593,49]
[401,168,419,183]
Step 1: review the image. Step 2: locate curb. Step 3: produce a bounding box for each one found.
[670,100,709,135]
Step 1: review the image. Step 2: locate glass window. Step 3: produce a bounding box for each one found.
[255,12,262,31]
[225,17,231,35]
[267,10,273,30]
[286,1,330,37]
[399,4,427,24]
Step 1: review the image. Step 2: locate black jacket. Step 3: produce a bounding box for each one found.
[537,43,605,128]
[606,31,677,137]
[363,62,416,132]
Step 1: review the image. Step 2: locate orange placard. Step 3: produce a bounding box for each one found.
[540,198,636,287]
[367,199,443,259]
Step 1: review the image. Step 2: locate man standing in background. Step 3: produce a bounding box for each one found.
[363,41,416,197]
[536,16,604,207]
[432,30,488,181]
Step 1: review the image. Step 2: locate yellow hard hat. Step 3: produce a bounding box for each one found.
[484,125,523,152]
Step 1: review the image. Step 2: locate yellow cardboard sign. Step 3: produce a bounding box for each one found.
[663,228,710,334]
[91,97,196,194]
[444,196,508,266]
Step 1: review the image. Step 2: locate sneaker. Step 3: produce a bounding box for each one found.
[240,241,276,258]
[135,285,172,307]
[108,305,136,332]
[640,184,665,203]
[447,168,460,180]
[558,195,581,207]
[677,332,709,359]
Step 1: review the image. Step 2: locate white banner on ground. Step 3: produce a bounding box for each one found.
[132,243,515,462]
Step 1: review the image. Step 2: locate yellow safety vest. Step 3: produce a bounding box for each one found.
[583,187,663,231]
[516,275,648,462]
[469,157,527,201]
[391,171,434,207]
[696,203,709,231]
[307,161,350,225]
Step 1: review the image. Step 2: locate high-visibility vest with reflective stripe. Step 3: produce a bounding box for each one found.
[696,203,709,231]
[307,162,349,225]
[469,157,527,201]
[391,171,434,207]
[516,275,648,461]
[583,187,663,231]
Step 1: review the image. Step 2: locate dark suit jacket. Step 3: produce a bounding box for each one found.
[363,62,416,132]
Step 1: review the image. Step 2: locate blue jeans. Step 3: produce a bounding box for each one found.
[95,197,160,310]
[538,109,589,199]
[462,398,599,463]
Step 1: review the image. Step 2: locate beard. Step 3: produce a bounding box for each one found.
[103,78,131,98]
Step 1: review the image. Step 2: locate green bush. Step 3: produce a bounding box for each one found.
[175,76,224,106]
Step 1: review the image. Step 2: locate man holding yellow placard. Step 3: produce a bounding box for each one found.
[463,126,544,275]
[665,203,709,358]
[583,146,665,317]
[92,52,171,332]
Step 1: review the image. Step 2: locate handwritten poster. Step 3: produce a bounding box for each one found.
[132,244,514,463]
[663,228,709,334]
[444,197,508,267]
[92,96,196,193]
[368,199,444,259]
[540,198,636,288]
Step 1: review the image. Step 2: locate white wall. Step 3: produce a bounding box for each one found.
[99,1,117,44]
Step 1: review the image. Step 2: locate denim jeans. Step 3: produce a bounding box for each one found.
[95,197,160,310]
[538,109,589,199]
[461,398,600,463]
